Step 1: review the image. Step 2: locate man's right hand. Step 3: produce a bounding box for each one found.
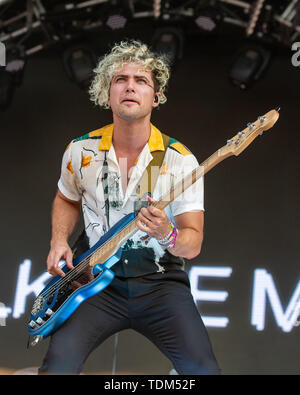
[46,242,74,277]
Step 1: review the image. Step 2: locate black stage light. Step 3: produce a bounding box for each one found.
[229,44,271,89]
[106,13,127,30]
[102,0,132,31]
[193,3,223,34]
[5,45,26,86]
[63,45,97,90]
[152,27,184,66]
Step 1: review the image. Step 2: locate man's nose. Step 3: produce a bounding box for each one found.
[125,78,135,92]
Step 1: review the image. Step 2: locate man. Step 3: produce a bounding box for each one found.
[40,40,220,375]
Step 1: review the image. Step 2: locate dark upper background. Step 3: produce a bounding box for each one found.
[0,18,299,374]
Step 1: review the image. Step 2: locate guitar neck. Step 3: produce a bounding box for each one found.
[154,148,232,210]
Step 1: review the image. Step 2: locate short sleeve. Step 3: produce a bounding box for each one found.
[57,141,82,201]
[169,154,204,217]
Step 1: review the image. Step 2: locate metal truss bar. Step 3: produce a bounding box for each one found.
[64,0,107,10]
[219,0,251,10]
[0,20,41,41]
[223,16,247,27]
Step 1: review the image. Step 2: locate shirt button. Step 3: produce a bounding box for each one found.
[124,259,128,264]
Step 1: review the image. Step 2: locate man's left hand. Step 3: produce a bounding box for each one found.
[136,196,172,240]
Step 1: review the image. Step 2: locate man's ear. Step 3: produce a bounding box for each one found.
[153,92,161,107]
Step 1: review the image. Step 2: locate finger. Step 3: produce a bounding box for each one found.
[147,195,156,205]
[65,249,74,270]
[140,207,153,221]
[139,211,152,226]
[46,249,66,277]
[139,212,159,229]
[145,199,163,217]
[54,263,66,277]
[147,205,163,217]
[52,253,67,277]
[48,264,65,277]
[136,219,151,234]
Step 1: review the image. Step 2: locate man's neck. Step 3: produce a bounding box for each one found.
[112,116,151,154]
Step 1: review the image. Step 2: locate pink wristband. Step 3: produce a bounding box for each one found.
[158,225,178,249]
[167,226,178,249]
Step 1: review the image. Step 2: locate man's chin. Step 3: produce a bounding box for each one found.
[116,110,142,122]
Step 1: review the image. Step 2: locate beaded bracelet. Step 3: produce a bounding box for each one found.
[168,226,178,249]
[158,224,178,249]
[158,223,174,244]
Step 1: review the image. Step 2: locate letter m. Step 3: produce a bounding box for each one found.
[251,269,300,332]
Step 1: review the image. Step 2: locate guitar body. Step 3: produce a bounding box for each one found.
[28,212,135,340]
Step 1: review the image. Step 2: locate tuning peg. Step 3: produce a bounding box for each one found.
[275,106,281,112]
[258,116,266,123]
[238,132,244,136]
[247,122,255,130]
[227,139,232,144]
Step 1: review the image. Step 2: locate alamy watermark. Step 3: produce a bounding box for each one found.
[291,42,300,67]
[0,302,12,326]
[0,42,6,67]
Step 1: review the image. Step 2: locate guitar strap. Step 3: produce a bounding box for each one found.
[134,132,170,213]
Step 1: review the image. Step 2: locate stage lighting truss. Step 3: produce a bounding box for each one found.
[0,1,299,61]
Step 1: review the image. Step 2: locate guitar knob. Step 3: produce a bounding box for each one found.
[45,308,53,317]
[29,320,37,329]
[36,317,45,325]
[258,116,266,123]
[247,123,255,130]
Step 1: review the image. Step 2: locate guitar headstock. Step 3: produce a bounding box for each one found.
[222,109,280,157]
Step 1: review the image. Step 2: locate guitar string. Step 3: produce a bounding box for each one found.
[40,217,140,300]
[40,216,139,298]
[40,256,91,299]
[39,218,140,301]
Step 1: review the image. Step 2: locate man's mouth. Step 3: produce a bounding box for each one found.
[122,98,138,104]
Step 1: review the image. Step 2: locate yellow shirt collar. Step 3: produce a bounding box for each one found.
[95,123,165,152]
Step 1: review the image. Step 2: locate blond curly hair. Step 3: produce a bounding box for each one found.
[89,40,170,109]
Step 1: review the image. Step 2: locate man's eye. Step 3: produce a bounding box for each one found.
[116,77,125,82]
[138,79,146,83]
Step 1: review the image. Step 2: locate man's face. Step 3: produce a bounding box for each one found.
[107,62,160,122]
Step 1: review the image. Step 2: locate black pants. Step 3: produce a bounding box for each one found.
[39,270,220,375]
